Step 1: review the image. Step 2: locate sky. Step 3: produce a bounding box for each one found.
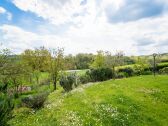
[0,0,168,55]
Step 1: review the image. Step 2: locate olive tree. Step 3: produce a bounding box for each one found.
[49,48,64,90]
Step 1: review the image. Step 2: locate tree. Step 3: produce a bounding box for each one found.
[49,48,64,90]
[75,53,93,69]
[0,48,14,126]
[64,54,76,70]
[104,51,124,78]
[91,50,105,68]
[133,56,150,75]
[115,51,124,66]
[21,47,51,85]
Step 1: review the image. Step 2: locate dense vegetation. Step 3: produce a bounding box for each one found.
[9,75,168,126]
[0,46,168,126]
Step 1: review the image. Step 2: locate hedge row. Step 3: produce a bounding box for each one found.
[59,62,168,92]
[156,62,168,71]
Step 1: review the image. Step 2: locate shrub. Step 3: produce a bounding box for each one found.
[159,67,168,74]
[79,74,91,84]
[0,83,14,126]
[156,62,168,71]
[115,72,126,79]
[118,67,134,77]
[142,71,152,75]
[60,73,80,92]
[133,66,141,75]
[60,75,73,92]
[161,59,168,63]
[39,78,50,85]
[88,68,113,82]
[21,92,48,109]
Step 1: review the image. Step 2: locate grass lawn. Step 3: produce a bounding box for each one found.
[9,75,168,126]
[66,69,89,76]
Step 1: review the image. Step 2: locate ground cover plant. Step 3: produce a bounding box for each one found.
[9,75,168,126]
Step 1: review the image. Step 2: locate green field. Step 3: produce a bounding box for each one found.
[9,75,168,126]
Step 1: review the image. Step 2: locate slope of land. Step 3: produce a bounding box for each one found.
[10,75,168,126]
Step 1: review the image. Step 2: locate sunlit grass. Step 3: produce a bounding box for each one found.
[9,75,168,126]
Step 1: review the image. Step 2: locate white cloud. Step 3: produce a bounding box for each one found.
[13,0,91,25]
[7,12,12,20]
[0,25,70,54]
[1,0,168,55]
[0,7,6,14]
[65,12,168,55]
[1,13,168,55]
[0,6,12,20]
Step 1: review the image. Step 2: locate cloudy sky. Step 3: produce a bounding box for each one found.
[0,0,168,55]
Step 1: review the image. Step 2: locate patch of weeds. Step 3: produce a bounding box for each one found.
[138,88,168,103]
[94,103,130,126]
[150,90,168,104]
[59,111,83,126]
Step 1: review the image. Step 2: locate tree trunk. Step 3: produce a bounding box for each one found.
[112,66,115,80]
[53,74,57,90]
[53,80,56,90]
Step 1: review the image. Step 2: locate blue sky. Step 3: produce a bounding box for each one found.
[0,0,168,55]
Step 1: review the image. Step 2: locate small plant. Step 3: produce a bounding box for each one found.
[79,74,91,84]
[115,72,126,79]
[118,67,134,77]
[0,83,14,126]
[21,92,49,109]
[60,73,80,92]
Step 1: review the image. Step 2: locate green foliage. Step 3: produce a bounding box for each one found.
[91,50,105,68]
[9,75,168,126]
[21,92,48,109]
[49,48,64,90]
[117,63,152,76]
[0,83,14,126]
[64,54,76,70]
[157,62,168,71]
[133,64,146,75]
[115,72,126,78]
[118,67,134,77]
[60,73,80,92]
[79,73,91,84]
[88,68,113,81]
[64,54,94,70]
[159,67,168,74]
[22,47,51,72]
[123,56,135,65]
[75,53,93,69]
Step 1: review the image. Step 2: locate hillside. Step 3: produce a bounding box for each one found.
[9,75,168,126]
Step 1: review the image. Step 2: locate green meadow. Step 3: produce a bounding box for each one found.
[9,75,168,126]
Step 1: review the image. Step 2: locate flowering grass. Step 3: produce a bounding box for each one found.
[9,75,168,126]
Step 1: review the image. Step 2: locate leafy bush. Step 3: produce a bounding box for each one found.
[21,92,48,109]
[142,71,152,75]
[161,59,168,63]
[39,78,50,85]
[118,67,134,77]
[157,62,168,71]
[79,74,91,84]
[115,72,126,79]
[88,68,113,82]
[60,73,80,92]
[159,67,168,74]
[60,76,73,92]
[133,65,144,75]
[0,83,14,126]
